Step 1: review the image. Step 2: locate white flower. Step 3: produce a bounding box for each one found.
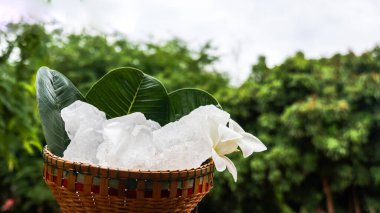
[209,116,267,182]
[228,119,267,157]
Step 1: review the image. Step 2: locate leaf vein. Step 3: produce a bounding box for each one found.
[127,77,144,114]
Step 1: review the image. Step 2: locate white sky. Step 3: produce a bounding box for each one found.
[1,0,380,84]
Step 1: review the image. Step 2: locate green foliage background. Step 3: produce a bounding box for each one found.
[1,23,379,212]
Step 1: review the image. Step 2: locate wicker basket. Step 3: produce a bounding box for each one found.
[42,146,214,213]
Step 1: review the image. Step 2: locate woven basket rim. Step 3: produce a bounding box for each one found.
[43,146,214,180]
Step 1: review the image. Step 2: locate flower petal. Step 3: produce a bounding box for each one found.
[208,117,221,146]
[237,132,267,157]
[212,114,230,126]
[222,156,238,182]
[218,124,242,142]
[212,149,226,171]
[215,140,238,156]
[192,105,230,125]
[228,119,244,133]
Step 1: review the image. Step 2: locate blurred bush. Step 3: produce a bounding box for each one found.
[1,23,379,212]
[202,51,380,213]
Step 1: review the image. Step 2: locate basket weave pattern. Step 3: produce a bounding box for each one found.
[42,146,214,212]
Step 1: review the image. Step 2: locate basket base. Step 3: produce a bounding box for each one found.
[46,181,206,213]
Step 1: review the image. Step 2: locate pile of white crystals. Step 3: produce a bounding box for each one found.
[61,101,266,181]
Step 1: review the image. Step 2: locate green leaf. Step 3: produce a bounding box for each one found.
[36,67,84,156]
[85,67,169,125]
[168,88,220,121]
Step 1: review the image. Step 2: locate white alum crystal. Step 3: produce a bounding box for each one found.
[97,112,159,169]
[61,101,267,181]
[61,101,106,164]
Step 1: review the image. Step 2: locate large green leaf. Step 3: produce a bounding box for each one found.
[36,67,84,156]
[168,88,220,121]
[86,67,169,125]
